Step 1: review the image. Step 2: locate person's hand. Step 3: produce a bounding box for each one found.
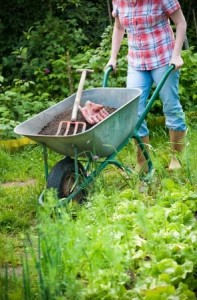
[105,58,117,72]
[79,101,109,125]
[169,54,184,70]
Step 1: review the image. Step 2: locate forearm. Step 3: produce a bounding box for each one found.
[173,22,187,56]
[169,9,187,69]
[170,9,187,56]
[110,17,125,61]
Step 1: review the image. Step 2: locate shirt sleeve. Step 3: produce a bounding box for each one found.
[162,0,181,16]
[112,0,119,17]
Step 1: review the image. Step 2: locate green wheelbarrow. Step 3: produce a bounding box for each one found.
[14,65,175,206]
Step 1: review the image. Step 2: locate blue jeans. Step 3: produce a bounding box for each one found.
[126,64,186,137]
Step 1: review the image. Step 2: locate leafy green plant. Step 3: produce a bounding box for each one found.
[16,178,197,299]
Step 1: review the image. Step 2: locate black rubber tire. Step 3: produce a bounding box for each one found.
[46,157,87,204]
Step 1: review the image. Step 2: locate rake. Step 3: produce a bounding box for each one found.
[56,68,93,136]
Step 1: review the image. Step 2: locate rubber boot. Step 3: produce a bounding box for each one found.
[168,130,186,170]
[134,136,150,173]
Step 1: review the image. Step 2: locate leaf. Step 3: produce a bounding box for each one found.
[143,285,176,299]
[157,259,178,274]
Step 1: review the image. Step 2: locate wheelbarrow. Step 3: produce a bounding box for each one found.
[14,65,175,206]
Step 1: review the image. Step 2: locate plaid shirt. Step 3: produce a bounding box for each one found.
[112,0,181,70]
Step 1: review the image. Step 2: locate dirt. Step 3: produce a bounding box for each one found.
[1,179,37,188]
[38,105,116,136]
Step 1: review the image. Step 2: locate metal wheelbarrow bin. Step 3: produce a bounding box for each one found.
[14,65,174,206]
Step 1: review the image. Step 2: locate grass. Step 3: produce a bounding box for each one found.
[0,124,197,298]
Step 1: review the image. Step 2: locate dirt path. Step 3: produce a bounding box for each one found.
[1,179,36,188]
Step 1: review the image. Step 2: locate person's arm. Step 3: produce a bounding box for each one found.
[106,16,125,71]
[169,8,187,70]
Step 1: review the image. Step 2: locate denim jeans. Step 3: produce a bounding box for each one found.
[126,64,186,137]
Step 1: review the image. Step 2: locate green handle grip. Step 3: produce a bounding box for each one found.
[102,65,113,87]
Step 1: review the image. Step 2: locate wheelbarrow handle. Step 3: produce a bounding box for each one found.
[135,64,175,132]
[102,65,113,87]
[102,63,175,89]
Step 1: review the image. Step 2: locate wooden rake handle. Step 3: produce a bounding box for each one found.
[71,68,93,121]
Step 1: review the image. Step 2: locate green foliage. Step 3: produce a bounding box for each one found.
[3,14,87,84]
[57,0,111,47]
[0,0,48,58]
[17,180,197,299]
[180,0,197,50]
[0,86,55,139]
[1,1,110,84]
[0,128,197,298]
[0,0,110,62]
[72,25,128,89]
[0,15,196,140]
[179,48,197,111]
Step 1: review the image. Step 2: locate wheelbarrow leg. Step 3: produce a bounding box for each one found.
[42,143,49,181]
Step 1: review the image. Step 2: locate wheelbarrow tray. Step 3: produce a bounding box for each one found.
[14,87,141,158]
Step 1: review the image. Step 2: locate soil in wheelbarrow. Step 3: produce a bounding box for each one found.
[38,105,116,136]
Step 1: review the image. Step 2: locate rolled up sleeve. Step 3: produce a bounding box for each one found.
[162,0,181,16]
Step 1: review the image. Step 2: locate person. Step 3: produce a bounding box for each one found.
[106,0,187,171]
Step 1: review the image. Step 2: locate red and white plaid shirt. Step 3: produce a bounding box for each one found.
[112,0,181,70]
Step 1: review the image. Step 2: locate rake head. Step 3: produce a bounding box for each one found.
[55,121,87,136]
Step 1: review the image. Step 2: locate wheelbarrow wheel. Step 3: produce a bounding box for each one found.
[46,157,87,204]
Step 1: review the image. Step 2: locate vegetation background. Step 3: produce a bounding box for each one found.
[0,0,196,138]
[0,0,197,299]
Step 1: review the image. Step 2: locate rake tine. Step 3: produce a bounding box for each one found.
[56,121,64,136]
[56,121,86,136]
[82,122,86,132]
[64,122,71,136]
[73,123,79,135]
